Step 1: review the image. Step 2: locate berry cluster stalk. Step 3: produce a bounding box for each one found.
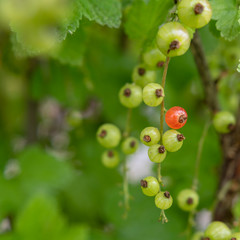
[158,57,170,223]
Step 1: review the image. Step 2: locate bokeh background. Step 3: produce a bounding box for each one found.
[0,0,239,239]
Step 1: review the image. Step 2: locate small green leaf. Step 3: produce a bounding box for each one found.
[211,0,240,41]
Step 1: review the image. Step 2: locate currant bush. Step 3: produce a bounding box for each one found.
[165,106,188,129]
[142,48,166,69]
[140,127,161,146]
[97,123,121,148]
[177,189,199,211]
[213,111,236,134]
[204,221,231,240]
[162,130,185,152]
[102,150,120,168]
[148,144,167,163]
[143,83,164,107]
[155,191,173,210]
[121,137,139,155]
[140,176,160,196]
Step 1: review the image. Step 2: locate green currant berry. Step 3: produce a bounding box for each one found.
[177,189,199,212]
[142,48,166,69]
[148,144,167,163]
[119,83,142,108]
[156,22,190,57]
[140,127,161,146]
[213,111,236,134]
[143,83,164,107]
[102,150,120,168]
[178,0,212,29]
[204,221,231,240]
[230,233,240,240]
[132,64,157,88]
[155,191,173,210]
[66,110,82,128]
[191,232,204,240]
[121,137,139,155]
[140,176,160,196]
[97,124,121,148]
[162,130,185,152]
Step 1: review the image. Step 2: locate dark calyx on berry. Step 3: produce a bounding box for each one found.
[124,88,131,97]
[164,191,171,198]
[186,197,193,205]
[228,123,236,131]
[156,61,164,68]
[108,151,114,158]
[194,3,204,15]
[138,67,146,76]
[158,145,166,153]
[130,140,136,148]
[231,238,237,240]
[141,179,148,188]
[155,89,163,98]
[177,134,185,142]
[99,130,107,138]
[179,114,188,123]
[143,135,151,142]
[168,40,180,53]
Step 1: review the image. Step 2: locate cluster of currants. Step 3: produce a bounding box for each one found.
[192,221,240,240]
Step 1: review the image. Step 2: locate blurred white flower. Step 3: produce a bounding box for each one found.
[195,209,212,231]
[4,159,21,180]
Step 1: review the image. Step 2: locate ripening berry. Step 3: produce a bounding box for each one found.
[121,137,139,155]
[143,83,164,107]
[162,130,185,152]
[177,189,199,212]
[155,191,173,210]
[119,83,142,108]
[142,48,166,69]
[140,176,160,196]
[156,22,190,57]
[165,106,188,129]
[140,127,161,146]
[97,124,121,148]
[66,110,82,128]
[132,64,157,88]
[178,0,212,29]
[213,111,236,134]
[204,221,231,240]
[191,232,204,240]
[102,150,120,168]
[148,144,167,163]
[230,233,240,240]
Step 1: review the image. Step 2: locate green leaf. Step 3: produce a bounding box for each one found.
[211,0,240,41]
[124,0,173,48]
[237,60,240,72]
[77,0,122,28]
[61,225,89,240]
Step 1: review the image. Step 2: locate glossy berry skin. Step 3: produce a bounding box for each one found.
[119,83,142,108]
[162,130,185,152]
[140,127,160,146]
[97,124,121,148]
[121,137,139,155]
[148,144,167,163]
[143,83,164,107]
[132,64,157,88]
[204,221,231,240]
[213,111,236,134]
[191,232,204,240]
[66,110,82,128]
[165,106,188,129]
[230,233,240,240]
[155,191,173,210]
[178,0,212,29]
[177,189,199,212]
[102,150,120,168]
[156,22,190,57]
[140,176,160,196]
[143,48,166,69]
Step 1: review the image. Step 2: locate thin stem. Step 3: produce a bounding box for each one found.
[186,211,195,240]
[192,120,211,191]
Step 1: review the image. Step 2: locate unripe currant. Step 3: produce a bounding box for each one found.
[155,191,173,210]
[213,111,236,134]
[132,64,157,88]
[148,144,167,163]
[178,0,212,29]
[66,110,82,128]
[97,124,121,148]
[119,83,143,108]
[102,150,120,168]
[177,189,199,211]
[142,48,166,69]
[191,232,204,240]
[162,130,185,152]
[143,83,164,107]
[121,137,139,155]
[165,106,188,129]
[140,127,161,146]
[204,221,231,240]
[140,176,160,196]
[156,22,190,57]
[230,233,240,240]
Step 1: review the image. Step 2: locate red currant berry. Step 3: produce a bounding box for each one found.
[165,106,188,129]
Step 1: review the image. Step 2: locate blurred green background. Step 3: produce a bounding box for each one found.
[0,0,239,239]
